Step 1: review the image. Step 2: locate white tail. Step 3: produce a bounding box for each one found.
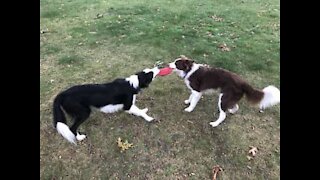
[259,85,280,109]
[56,122,76,145]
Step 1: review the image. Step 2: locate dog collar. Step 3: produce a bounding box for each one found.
[183,69,191,79]
[183,73,187,79]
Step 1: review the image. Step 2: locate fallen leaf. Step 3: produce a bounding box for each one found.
[206,31,214,37]
[211,15,224,22]
[218,43,231,51]
[249,146,258,156]
[212,165,223,180]
[40,28,49,34]
[187,120,194,124]
[117,137,133,153]
[251,125,255,130]
[94,13,103,19]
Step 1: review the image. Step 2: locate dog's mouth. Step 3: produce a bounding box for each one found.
[152,67,160,78]
[168,62,187,78]
[168,62,177,69]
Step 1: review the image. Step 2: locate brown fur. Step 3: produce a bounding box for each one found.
[173,57,264,111]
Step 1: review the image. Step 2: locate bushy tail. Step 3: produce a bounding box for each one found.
[53,95,76,144]
[259,85,280,110]
[242,83,265,104]
[242,83,280,110]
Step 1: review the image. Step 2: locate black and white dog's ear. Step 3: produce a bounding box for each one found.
[136,72,154,88]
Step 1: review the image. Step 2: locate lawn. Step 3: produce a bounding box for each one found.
[40,0,280,179]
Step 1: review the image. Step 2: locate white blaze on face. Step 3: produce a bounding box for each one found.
[169,62,177,69]
[143,67,160,78]
[169,58,183,69]
[169,59,186,78]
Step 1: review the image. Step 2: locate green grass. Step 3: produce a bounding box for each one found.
[40,0,280,179]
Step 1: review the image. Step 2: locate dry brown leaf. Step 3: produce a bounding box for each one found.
[40,28,49,34]
[95,13,103,19]
[117,137,133,153]
[211,15,224,22]
[206,31,214,37]
[212,165,223,180]
[248,146,258,156]
[218,43,230,51]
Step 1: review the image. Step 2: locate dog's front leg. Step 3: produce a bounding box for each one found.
[126,104,154,122]
[184,91,202,112]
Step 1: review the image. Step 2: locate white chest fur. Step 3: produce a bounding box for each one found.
[100,104,124,113]
[184,79,193,91]
[183,63,202,91]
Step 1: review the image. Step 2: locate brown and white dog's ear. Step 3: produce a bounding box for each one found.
[184,59,194,71]
[180,55,194,63]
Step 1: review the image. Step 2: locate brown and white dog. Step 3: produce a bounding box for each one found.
[168,56,280,127]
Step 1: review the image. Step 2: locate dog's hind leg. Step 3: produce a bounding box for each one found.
[228,104,239,114]
[126,104,154,122]
[124,95,154,122]
[210,93,227,127]
[68,106,91,142]
[210,91,242,127]
[227,92,242,114]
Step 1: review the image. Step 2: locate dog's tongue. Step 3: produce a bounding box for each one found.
[157,67,173,76]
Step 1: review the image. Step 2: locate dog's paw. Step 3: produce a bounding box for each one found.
[209,121,220,127]
[184,107,193,112]
[76,133,86,141]
[228,104,239,114]
[145,116,154,122]
[141,108,149,113]
[184,100,190,105]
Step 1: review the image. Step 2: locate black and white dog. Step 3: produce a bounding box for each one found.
[169,56,280,127]
[53,67,160,144]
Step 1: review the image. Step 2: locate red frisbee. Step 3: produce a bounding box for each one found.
[157,67,173,76]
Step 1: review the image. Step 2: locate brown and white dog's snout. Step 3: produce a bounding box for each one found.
[168,62,177,69]
[169,57,194,71]
[168,57,195,78]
